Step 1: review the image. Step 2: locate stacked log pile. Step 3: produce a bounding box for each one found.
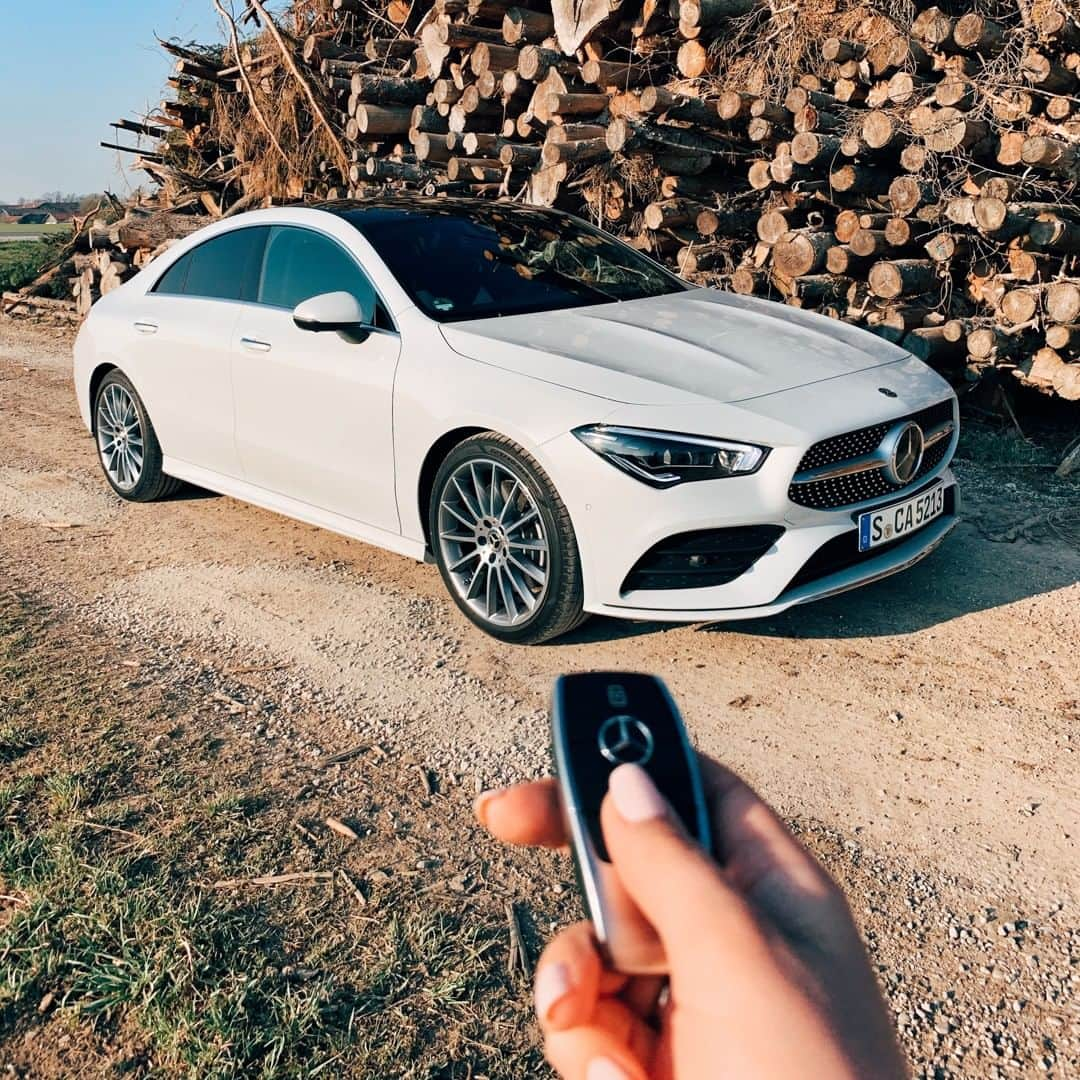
[3,0,1079,402]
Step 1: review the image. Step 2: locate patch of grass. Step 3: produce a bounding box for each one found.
[955,425,1057,469]
[0,586,548,1078]
[0,720,37,764]
[0,224,72,236]
[0,233,69,292]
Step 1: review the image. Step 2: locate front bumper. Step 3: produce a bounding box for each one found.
[542,428,959,623]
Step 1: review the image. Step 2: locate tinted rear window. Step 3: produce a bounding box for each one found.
[154,227,266,301]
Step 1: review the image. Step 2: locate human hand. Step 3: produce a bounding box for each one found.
[475,757,907,1080]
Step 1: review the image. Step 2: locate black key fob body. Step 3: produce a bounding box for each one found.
[550,671,711,974]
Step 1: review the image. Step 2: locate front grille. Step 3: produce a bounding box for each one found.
[789,399,956,510]
[622,525,785,593]
[785,484,956,593]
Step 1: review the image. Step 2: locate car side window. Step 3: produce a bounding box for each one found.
[257,226,394,330]
[153,227,267,302]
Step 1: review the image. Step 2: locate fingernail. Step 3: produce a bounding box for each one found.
[586,1057,633,1080]
[609,763,667,823]
[533,962,573,1022]
[473,789,502,826]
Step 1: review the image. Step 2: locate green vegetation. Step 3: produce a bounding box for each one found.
[0,223,73,237]
[955,424,1059,469]
[0,233,69,292]
[0,589,546,1078]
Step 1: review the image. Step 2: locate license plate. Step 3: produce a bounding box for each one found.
[858,483,945,552]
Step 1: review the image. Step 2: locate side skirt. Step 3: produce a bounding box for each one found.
[161,457,428,563]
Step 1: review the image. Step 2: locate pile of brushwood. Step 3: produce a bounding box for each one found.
[3,0,1079,403]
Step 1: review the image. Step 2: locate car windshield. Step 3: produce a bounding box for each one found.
[348,203,687,322]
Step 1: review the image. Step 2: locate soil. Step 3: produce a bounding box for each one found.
[1,317,1077,1078]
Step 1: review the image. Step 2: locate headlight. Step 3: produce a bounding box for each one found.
[572,425,768,488]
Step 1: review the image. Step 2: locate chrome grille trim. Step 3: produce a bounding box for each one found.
[791,420,954,486]
[788,400,956,510]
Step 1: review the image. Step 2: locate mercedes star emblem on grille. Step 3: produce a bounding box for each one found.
[597,715,655,766]
[884,421,925,485]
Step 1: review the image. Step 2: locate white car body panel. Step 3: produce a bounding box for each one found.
[441,289,912,406]
[231,304,401,533]
[73,203,960,629]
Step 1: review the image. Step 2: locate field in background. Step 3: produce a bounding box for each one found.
[0,224,72,237]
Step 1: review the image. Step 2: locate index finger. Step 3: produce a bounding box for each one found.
[475,778,567,847]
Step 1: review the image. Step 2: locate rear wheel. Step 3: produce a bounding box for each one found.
[93,371,182,502]
[430,433,586,644]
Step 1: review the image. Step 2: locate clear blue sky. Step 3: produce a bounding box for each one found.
[0,1,230,203]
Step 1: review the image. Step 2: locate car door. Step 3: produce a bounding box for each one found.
[231,225,401,533]
[135,226,267,479]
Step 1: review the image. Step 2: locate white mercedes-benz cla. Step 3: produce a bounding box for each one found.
[74,198,959,643]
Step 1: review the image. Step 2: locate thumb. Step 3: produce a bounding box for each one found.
[601,764,771,994]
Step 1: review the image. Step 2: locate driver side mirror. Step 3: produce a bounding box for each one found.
[293,291,373,342]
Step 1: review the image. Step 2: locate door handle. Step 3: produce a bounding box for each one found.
[240,337,272,353]
[134,321,158,335]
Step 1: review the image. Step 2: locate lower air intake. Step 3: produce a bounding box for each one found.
[622,525,785,593]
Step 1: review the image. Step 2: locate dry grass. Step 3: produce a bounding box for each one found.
[0,584,556,1078]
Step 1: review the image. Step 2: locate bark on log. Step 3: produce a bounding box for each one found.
[953,14,1007,54]
[114,212,205,250]
[888,176,935,216]
[1045,324,1080,352]
[967,326,1026,359]
[502,6,555,44]
[1029,213,1080,253]
[1021,136,1078,175]
[1022,347,1080,399]
[730,266,770,294]
[868,259,938,299]
[849,228,889,258]
[773,230,834,277]
[552,0,622,55]
[355,104,414,134]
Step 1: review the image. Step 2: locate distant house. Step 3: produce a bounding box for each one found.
[17,212,57,225]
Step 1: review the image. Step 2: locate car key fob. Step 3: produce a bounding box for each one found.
[550,672,711,974]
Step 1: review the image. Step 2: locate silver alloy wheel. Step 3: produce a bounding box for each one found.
[96,383,144,491]
[437,458,550,627]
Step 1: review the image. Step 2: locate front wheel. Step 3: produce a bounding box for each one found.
[93,371,181,502]
[430,433,586,644]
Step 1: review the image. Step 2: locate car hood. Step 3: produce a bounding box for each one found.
[440,289,913,406]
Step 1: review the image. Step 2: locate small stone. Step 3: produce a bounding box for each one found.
[37,992,55,1014]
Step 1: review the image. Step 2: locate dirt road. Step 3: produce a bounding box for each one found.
[1,319,1078,1076]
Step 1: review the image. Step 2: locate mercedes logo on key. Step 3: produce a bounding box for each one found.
[883,421,925,485]
[597,715,655,766]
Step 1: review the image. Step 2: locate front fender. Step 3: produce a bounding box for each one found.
[392,315,619,545]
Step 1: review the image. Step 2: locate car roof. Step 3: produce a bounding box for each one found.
[312,196,568,229]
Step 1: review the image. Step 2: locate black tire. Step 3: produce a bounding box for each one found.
[93,370,183,502]
[429,432,587,644]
